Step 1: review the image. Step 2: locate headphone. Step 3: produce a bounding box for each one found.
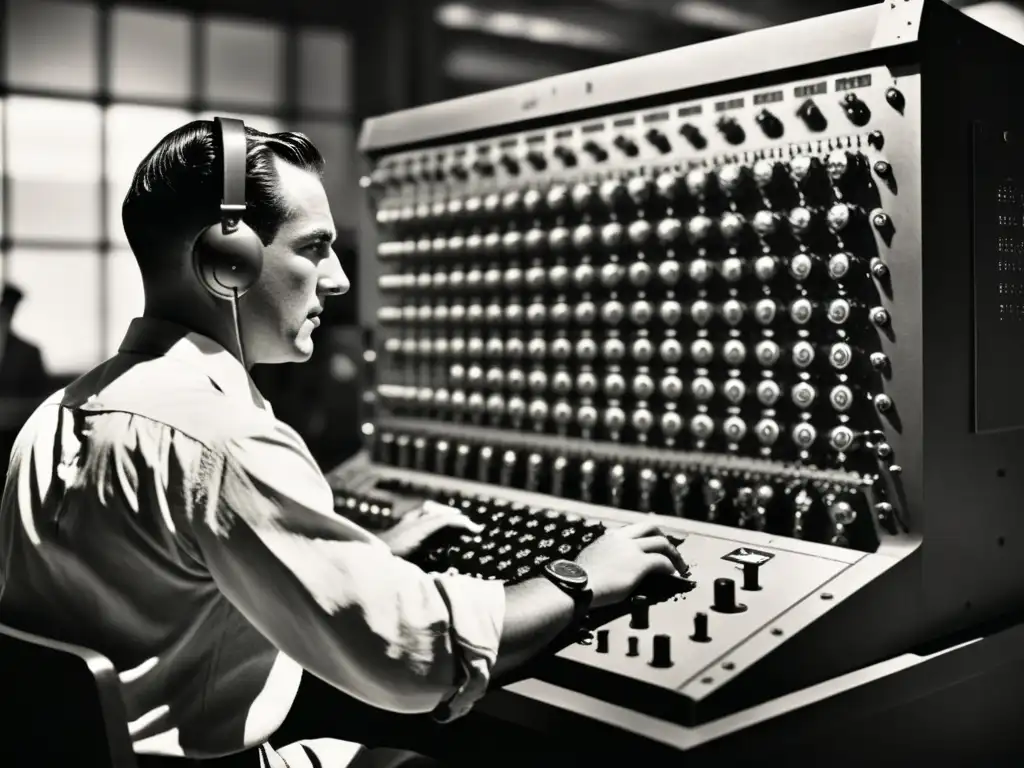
[192,117,264,367]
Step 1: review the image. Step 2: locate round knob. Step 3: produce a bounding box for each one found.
[755,108,783,138]
[797,99,827,131]
[650,634,673,668]
[630,599,650,630]
[756,380,782,407]
[691,612,711,643]
[660,411,684,437]
[679,123,706,149]
[716,116,745,145]
[712,578,744,613]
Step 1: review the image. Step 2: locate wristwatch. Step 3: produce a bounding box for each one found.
[541,559,594,630]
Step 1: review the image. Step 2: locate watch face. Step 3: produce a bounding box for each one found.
[547,559,588,586]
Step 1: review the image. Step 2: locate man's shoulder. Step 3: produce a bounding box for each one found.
[49,355,283,451]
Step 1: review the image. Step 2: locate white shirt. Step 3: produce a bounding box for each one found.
[0,318,506,761]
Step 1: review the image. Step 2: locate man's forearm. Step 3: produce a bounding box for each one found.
[493,577,576,678]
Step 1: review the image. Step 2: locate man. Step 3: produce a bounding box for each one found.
[0,121,687,766]
[0,283,48,467]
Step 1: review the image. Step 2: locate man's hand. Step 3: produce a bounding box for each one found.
[575,522,689,609]
[379,500,485,558]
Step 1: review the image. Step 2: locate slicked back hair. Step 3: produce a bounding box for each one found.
[121,120,325,280]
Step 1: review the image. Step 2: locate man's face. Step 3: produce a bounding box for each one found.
[242,158,349,364]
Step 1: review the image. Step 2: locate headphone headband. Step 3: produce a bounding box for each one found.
[214,116,248,230]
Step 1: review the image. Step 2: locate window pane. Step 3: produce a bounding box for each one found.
[7,97,102,242]
[295,120,358,229]
[6,249,102,374]
[196,111,283,135]
[5,0,99,94]
[0,99,5,242]
[110,7,193,101]
[106,105,196,245]
[201,18,283,110]
[297,28,352,115]
[106,250,145,357]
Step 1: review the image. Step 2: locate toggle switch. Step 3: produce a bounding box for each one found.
[596,629,610,653]
[691,611,711,643]
[712,577,747,614]
[650,634,673,668]
[627,636,639,657]
[742,562,762,591]
[629,597,650,630]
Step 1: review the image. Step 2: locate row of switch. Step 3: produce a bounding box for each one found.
[378,301,889,333]
[377,206,889,257]
[381,335,884,371]
[377,255,888,295]
[370,92,893,189]
[376,151,881,225]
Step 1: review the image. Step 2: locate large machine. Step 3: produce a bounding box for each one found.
[332,0,1024,761]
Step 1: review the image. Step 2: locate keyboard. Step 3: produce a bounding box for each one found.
[332,477,696,619]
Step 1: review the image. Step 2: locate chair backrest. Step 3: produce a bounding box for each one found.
[0,621,138,767]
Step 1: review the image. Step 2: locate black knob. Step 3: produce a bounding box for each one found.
[691,611,711,643]
[841,92,871,126]
[679,122,707,149]
[797,99,827,131]
[626,636,639,657]
[629,597,650,629]
[650,634,673,668]
[582,140,608,162]
[614,135,639,157]
[712,577,746,613]
[450,164,468,181]
[755,109,784,139]
[742,562,761,591]
[645,128,671,153]
[525,150,547,170]
[500,154,520,175]
[716,116,745,145]
[553,145,577,167]
[885,87,905,113]
[472,158,494,176]
[596,628,610,653]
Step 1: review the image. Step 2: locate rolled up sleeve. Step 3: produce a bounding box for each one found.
[188,416,506,717]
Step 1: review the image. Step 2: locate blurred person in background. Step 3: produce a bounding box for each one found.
[0,283,48,469]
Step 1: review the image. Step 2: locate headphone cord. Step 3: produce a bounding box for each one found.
[230,288,248,370]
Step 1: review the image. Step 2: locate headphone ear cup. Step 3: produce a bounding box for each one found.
[193,221,265,299]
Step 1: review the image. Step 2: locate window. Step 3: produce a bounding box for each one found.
[202,18,284,110]
[1,3,355,376]
[110,7,193,101]
[105,105,196,244]
[6,249,102,374]
[4,0,99,94]
[297,29,353,115]
[6,96,102,242]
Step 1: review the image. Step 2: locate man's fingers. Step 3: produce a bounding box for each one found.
[635,536,689,575]
[421,500,463,517]
[642,553,678,577]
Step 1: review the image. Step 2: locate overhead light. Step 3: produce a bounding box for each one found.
[444,47,569,84]
[435,3,480,29]
[671,1,772,31]
[435,3,626,52]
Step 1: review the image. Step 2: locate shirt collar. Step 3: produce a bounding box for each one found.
[118,317,270,410]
